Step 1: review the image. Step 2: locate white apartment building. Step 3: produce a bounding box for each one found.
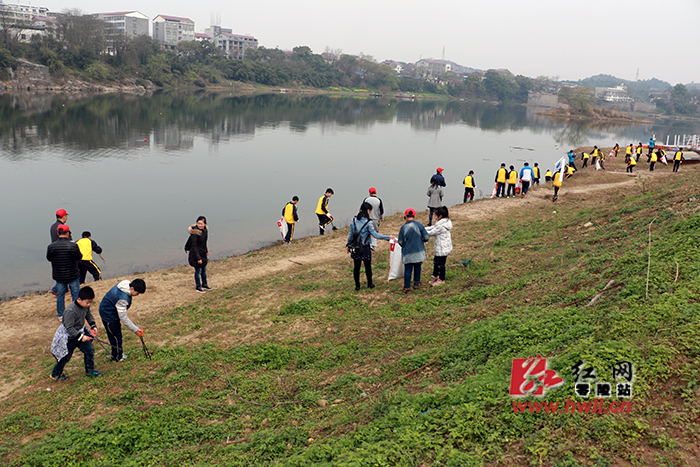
[90,11,149,41]
[152,14,194,46]
[213,31,257,59]
[0,2,49,24]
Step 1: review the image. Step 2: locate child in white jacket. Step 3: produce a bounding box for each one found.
[425,206,453,286]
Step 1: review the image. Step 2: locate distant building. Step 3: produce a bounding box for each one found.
[595,85,632,103]
[152,14,195,46]
[203,25,257,58]
[194,32,211,42]
[90,11,149,40]
[416,59,451,79]
[381,60,403,74]
[0,2,49,25]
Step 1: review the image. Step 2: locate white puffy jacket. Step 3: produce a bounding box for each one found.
[425,218,453,257]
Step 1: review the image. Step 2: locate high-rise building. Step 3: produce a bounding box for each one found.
[152,15,195,46]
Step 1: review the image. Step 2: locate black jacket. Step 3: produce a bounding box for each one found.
[187,225,208,268]
[46,238,81,282]
[50,220,72,243]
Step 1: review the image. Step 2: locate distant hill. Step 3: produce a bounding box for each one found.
[576,74,672,100]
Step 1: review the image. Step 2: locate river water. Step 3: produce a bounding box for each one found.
[1,92,698,298]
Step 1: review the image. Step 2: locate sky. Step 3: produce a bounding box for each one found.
[37,0,699,85]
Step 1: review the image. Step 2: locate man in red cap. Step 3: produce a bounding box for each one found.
[362,187,384,249]
[47,224,82,320]
[49,209,71,296]
[430,167,446,187]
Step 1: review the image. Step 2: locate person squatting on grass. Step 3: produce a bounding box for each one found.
[50,286,102,380]
[98,279,146,362]
[346,202,393,291]
[425,206,453,287]
[398,208,430,294]
[188,216,211,293]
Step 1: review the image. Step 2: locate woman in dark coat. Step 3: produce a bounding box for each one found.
[188,216,211,292]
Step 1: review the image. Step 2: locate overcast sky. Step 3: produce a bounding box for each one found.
[39,0,699,85]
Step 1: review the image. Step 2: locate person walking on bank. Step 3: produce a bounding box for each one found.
[649,150,658,171]
[544,169,553,182]
[463,171,476,202]
[626,143,633,161]
[50,286,101,381]
[626,154,636,173]
[568,150,577,170]
[648,137,655,156]
[533,163,541,185]
[673,149,684,172]
[506,165,518,198]
[188,216,211,293]
[590,147,599,167]
[98,279,146,362]
[636,142,643,162]
[494,163,507,198]
[552,171,563,202]
[613,143,620,157]
[315,188,334,235]
[581,151,590,168]
[425,206,453,287]
[427,181,443,226]
[398,208,430,293]
[282,197,299,244]
[363,187,384,249]
[346,202,392,291]
[47,224,82,321]
[430,167,446,187]
[520,162,534,196]
[77,231,103,284]
[49,208,72,296]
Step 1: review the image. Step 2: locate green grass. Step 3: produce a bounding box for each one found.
[3,172,700,465]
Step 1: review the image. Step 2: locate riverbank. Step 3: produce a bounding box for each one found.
[3,151,700,464]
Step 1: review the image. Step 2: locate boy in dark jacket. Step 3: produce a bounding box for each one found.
[50,286,101,380]
[99,279,146,362]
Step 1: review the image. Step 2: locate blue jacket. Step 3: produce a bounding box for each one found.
[567,152,575,163]
[519,166,534,180]
[398,220,430,264]
[99,282,132,324]
[347,217,390,246]
[430,173,446,187]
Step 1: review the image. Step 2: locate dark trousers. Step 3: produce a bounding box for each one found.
[627,165,634,173]
[78,259,101,284]
[52,337,95,377]
[496,182,505,198]
[317,214,332,235]
[534,178,540,185]
[103,320,124,361]
[284,222,294,243]
[673,160,680,172]
[353,259,373,287]
[507,184,516,197]
[582,159,588,168]
[463,188,474,203]
[649,161,656,171]
[404,262,422,289]
[428,207,436,225]
[194,265,208,288]
[432,256,447,281]
[521,181,530,195]
[569,161,577,170]
[553,185,560,200]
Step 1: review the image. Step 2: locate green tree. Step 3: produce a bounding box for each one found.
[558,85,595,114]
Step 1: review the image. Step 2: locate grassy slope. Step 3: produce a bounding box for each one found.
[3,158,700,466]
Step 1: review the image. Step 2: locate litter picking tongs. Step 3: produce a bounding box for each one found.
[139,335,153,360]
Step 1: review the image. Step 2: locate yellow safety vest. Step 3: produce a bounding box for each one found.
[463,175,474,188]
[508,170,517,184]
[675,151,683,161]
[629,157,637,166]
[496,168,507,183]
[76,238,94,261]
[283,202,297,224]
[315,195,329,215]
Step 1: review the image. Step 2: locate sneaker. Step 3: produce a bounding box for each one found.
[432,279,445,287]
[355,284,361,291]
[49,290,57,297]
[50,373,68,381]
[57,316,63,323]
[113,354,127,362]
[202,285,213,291]
[196,287,205,293]
[367,283,375,289]
[86,371,102,378]
[413,283,421,290]
[428,276,437,285]
[403,288,412,294]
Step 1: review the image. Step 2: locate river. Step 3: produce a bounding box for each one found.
[1,91,698,298]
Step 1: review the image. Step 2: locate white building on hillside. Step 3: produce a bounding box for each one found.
[152,14,194,46]
[0,2,49,24]
[90,11,149,41]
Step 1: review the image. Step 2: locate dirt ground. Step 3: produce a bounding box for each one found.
[0,149,672,401]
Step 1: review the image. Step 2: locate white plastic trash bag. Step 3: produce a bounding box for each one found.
[277,218,288,238]
[489,183,498,199]
[595,159,601,170]
[388,238,405,281]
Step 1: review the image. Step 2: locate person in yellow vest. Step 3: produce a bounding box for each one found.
[76,231,102,284]
[463,170,476,202]
[649,150,658,171]
[506,165,518,198]
[315,188,334,235]
[581,151,590,168]
[673,149,684,172]
[635,142,643,161]
[552,171,563,202]
[598,149,606,171]
[544,169,553,182]
[533,163,541,185]
[590,146,599,166]
[282,196,299,243]
[494,163,507,198]
[626,143,633,160]
[565,164,576,179]
[613,143,620,157]
[626,154,637,173]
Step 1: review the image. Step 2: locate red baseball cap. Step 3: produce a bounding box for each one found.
[436,167,443,173]
[369,187,376,194]
[404,208,416,217]
[56,209,68,217]
[57,224,70,233]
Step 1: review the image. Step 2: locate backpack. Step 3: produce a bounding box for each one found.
[346,218,368,255]
[184,235,193,253]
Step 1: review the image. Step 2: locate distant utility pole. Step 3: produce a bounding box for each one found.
[635,68,639,81]
[442,46,445,61]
